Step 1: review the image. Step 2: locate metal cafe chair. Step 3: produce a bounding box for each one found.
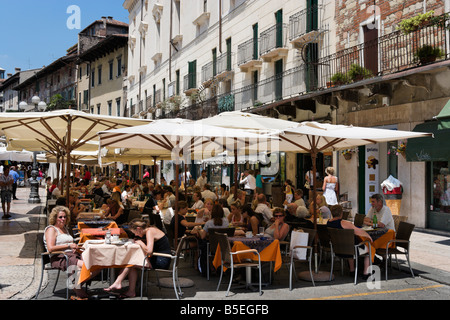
[328,227,372,285]
[206,227,235,280]
[35,237,70,300]
[140,235,188,300]
[215,232,263,296]
[376,221,415,280]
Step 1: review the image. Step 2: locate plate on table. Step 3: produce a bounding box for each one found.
[85,239,105,245]
[362,226,374,231]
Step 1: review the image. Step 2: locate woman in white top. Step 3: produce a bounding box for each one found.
[191,191,204,210]
[43,206,94,299]
[322,167,339,206]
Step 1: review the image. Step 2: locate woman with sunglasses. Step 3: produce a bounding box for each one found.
[264,208,290,241]
[43,206,94,299]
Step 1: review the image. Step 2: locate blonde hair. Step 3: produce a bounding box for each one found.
[204,198,214,206]
[326,167,335,176]
[48,206,71,226]
[316,194,327,206]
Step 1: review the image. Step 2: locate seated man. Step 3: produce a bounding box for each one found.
[201,184,217,201]
[364,193,396,231]
[254,193,273,226]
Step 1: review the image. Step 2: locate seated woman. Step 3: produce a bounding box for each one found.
[309,194,331,220]
[44,206,96,299]
[190,191,204,210]
[104,218,172,298]
[67,191,86,222]
[227,200,245,227]
[264,207,290,241]
[242,204,264,236]
[327,205,374,280]
[195,198,213,223]
[171,201,205,239]
[104,191,125,223]
[195,204,229,240]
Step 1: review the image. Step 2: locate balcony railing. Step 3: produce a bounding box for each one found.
[289,5,322,42]
[237,38,258,66]
[217,51,233,75]
[202,61,214,84]
[259,23,288,57]
[184,72,197,94]
[318,15,449,88]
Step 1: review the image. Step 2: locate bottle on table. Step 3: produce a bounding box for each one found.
[372,214,378,228]
[105,229,112,244]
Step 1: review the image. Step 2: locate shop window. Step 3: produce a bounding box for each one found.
[432,161,449,212]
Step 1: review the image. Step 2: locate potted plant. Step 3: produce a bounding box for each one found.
[414,44,444,65]
[398,10,435,34]
[347,64,373,82]
[388,141,407,158]
[330,72,349,86]
[341,148,357,160]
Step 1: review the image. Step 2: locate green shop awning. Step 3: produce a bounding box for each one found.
[436,99,450,130]
[406,121,450,162]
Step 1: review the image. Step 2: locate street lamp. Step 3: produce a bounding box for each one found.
[25,96,47,204]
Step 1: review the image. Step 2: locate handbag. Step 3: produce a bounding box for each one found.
[304,181,310,189]
[290,229,309,260]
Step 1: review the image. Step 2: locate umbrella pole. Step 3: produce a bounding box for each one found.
[234,139,238,200]
[174,162,179,248]
[311,150,319,274]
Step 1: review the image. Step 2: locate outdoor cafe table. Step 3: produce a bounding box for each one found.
[360,226,396,263]
[78,240,148,285]
[77,220,118,230]
[77,211,106,220]
[212,236,282,273]
[78,227,128,244]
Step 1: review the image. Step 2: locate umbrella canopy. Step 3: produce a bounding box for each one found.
[98,118,276,245]
[277,121,434,153]
[199,111,297,194]
[0,109,152,203]
[0,147,33,162]
[200,110,300,133]
[98,118,273,162]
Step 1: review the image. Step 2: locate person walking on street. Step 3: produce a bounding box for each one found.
[9,166,20,200]
[0,166,14,219]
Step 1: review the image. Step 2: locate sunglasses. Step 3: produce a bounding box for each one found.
[58,216,67,219]
[274,215,284,218]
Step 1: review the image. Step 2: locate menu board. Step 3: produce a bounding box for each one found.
[365,144,379,213]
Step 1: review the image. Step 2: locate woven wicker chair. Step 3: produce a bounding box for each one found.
[328,228,372,284]
[376,221,415,280]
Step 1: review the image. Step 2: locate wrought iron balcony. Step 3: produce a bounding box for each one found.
[289,5,325,48]
[259,23,289,62]
[237,38,262,72]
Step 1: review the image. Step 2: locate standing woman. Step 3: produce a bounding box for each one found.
[322,167,339,206]
[284,179,294,204]
[104,218,172,298]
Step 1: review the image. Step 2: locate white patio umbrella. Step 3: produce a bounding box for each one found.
[199,111,299,197]
[98,118,276,245]
[272,121,434,278]
[0,147,33,162]
[0,109,152,204]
